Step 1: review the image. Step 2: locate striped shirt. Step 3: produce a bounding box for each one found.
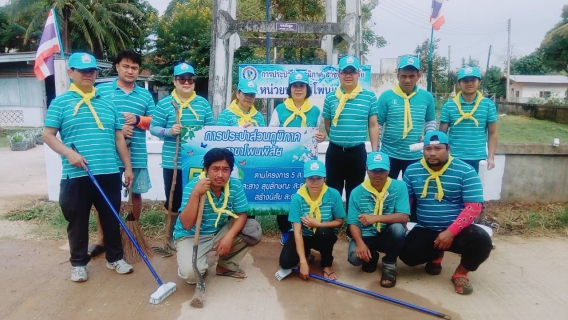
[44,90,121,179]
[288,186,346,236]
[150,94,215,169]
[322,88,378,147]
[347,180,410,237]
[377,88,436,160]
[269,102,321,127]
[403,159,484,231]
[97,79,155,168]
[440,94,498,160]
[173,177,249,238]
[216,108,266,127]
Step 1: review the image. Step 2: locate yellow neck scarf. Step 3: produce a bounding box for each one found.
[362,177,392,232]
[199,172,239,227]
[69,83,103,130]
[171,90,199,122]
[332,83,362,126]
[282,98,313,127]
[392,84,417,138]
[296,184,328,232]
[228,99,259,126]
[420,155,454,202]
[453,91,482,127]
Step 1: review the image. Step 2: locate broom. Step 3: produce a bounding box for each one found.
[121,187,153,264]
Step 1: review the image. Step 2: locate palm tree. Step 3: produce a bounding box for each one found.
[9,0,146,58]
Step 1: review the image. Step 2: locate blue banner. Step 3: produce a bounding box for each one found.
[239,64,372,98]
[181,126,318,215]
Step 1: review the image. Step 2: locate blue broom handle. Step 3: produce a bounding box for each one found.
[293,269,451,319]
[71,144,164,286]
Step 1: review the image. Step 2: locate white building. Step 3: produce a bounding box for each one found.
[509,75,568,103]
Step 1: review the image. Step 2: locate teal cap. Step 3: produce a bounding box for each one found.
[398,55,420,71]
[174,63,195,76]
[339,55,360,71]
[68,53,100,70]
[423,130,449,146]
[366,152,390,171]
[457,66,482,81]
[304,160,326,178]
[288,71,310,85]
[237,80,258,94]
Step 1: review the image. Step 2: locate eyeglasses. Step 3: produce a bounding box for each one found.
[176,77,194,84]
[73,68,98,74]
[242,93,256,99]
[340,70,359,76]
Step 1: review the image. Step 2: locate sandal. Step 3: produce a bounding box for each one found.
[87,244,105,258]
[380,268,397,288]
[451,273,474,295]
[425,251,444,275]
[216,269,248,279]
[323,269,337,280]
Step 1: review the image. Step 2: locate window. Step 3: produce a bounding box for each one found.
[515,91,520,97]
[539,91,551,98]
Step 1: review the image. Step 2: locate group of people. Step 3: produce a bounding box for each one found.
[44,49,496,296]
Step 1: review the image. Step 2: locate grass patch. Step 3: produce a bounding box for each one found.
[485,202,568,236]
[497,115,568,144]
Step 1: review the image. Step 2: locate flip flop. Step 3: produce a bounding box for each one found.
[323,270,337,280]
[216,269,247,279]
[88,244,105,258]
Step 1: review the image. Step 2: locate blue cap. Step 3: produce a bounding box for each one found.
[68,53,100,70]
[304,160,326,178]
[237,80,258,95]
[398,55,420,71]
[366,152,390,171]
[457,66,482,81]
[423,130,449,146]
[339,55,360,71]
[174,63,195,76]
[288,71,309,85]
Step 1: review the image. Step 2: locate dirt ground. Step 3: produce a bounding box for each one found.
[1,146,568,320]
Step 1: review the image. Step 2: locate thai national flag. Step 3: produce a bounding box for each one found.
[34,8,61,81]
[430,0,446,31]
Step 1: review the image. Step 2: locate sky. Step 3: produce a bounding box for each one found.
[2,0,565,74]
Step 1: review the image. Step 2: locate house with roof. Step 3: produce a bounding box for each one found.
[509,75,568,103]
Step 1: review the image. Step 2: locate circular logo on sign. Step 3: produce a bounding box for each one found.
[241,66,258,81]
[310,162,319,170]
[81,54,92,63]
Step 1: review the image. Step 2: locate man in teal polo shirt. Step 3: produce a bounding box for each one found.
[439,66,498,173]
[90,50,155,257]
[377,55,436,179]
[347,151,409,288]
[174,148,258,283]
[323,55,379,214]
[400,131,492,295]
[150,62,215,248]
[43,52,134,282]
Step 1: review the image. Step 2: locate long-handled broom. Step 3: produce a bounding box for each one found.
[121,187,153,264]
[190,195,206,308]
[72,144,176,304]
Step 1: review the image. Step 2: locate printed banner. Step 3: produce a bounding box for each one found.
[239,64,372,98]
[181,126,318,215]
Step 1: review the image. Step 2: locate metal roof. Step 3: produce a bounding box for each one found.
[509,75,568,84]
[0,52,112,68]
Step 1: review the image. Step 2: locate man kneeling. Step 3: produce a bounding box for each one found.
[347,152,409,288]
[400,131,492,295]
[175,148,259,283]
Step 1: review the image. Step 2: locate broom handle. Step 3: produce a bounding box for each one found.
[193,195,206,243]
[166,100,181,243]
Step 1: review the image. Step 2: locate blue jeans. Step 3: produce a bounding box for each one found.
[348,223,406,266]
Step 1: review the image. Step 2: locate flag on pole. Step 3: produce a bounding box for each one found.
[430,0,446,31]
[34,8,62,81]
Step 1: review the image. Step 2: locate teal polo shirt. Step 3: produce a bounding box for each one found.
[440,94,498,160]
[322,88,378,147]
[150,94,215,169]
[44,90,122,179]
[403,159,484,231]
[173,177,249,238]
[347,179,410,237]
[97,79,155,168]
[272,102,321,127]
[288,186,346,236]
[377,87,436,160]
[216,108,266,127]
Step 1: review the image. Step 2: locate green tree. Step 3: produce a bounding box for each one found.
[485,66,505,98]
[0,5,42,52]
[460,56,480,68]
[540,5,568,72]
[510,51,550,75]
[414,38,448,94]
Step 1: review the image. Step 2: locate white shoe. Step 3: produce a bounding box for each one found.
[106,259,133,274]
[71,266,88,282]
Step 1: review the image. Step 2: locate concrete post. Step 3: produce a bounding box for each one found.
[345,0,361,59]
[208,0,232,118]
[323,0,338,65]
[54,58,69,95]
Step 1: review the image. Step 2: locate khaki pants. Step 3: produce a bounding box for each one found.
[176,222,249,283]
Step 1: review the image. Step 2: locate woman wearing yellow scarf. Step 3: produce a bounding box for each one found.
[269,71,325,246]
[279,160,346,280]
[217,80,266,127]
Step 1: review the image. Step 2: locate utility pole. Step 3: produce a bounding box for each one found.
[506,18,511,101]
[484,44,492,94]
[447,45,451,95]
[427,26,434,92]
